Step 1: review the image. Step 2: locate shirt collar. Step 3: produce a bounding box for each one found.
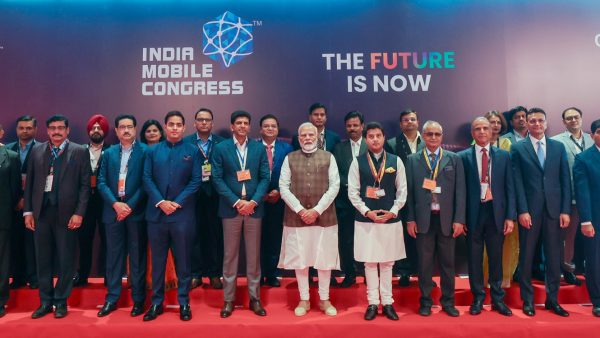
[529,134,546,145]
[196,133,213,143]
[234,137,248,147]
[474,143,490,153]
[262,139,276,147]
[350,137,362,146]
[426,147,440,157]
[404,131,421,142]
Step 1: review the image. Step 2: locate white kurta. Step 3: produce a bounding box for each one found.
[277,151,341,270]
[348,154,407,263]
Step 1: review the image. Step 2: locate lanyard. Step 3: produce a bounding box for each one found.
[48,140,68,174]
[196,138,212,160]
[570,135,584,152]
[235,145,247,170]
[366,151,386,187]
[423,148,443,180]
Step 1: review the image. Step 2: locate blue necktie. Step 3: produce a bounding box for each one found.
[536,141,545,167]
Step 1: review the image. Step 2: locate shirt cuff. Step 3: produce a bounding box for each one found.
[582,222,593,226]
[233,199,241,208]
[23,211,33,217]
[389,206,400,218]
[155,200,165,208]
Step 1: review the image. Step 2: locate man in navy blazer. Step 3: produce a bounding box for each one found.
[258,114,293,287]
[511,108,571,317]
[211,110,270,318]
[142,111,202,322]
[573,119,600,317]
[184,107,225,290]
[459,117,515,317]
[292,103,340,152]
[96,115,148,318]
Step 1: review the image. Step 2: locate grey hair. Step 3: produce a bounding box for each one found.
[471,116,490,129]
[298,122,317,135]
[422,120,443,133]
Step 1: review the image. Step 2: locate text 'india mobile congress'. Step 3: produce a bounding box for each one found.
[322,52,456,93]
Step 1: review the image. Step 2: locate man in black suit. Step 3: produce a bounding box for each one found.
[384,109,424,286]
[292,103,340,152]
[511,108,571,317]
[184,107,225,290]
[333,111,366,288]
[24,115,91,319]
[6,115,38,289]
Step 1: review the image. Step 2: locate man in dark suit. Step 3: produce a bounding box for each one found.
[142,111,202,321]
[24,115,91,319]
[0,135,22,317]
[405,120,466,317]
[6,115,38,289]
[384,109,424,286]
[459,117,515,317]
[258,114,293,287]
[511,107,571,317]
[333,111,366,288]
[184,107,225,290]
[292,102,340,152]
[573,119,600,317]
[211,110,270,318]
[96,115,148,317]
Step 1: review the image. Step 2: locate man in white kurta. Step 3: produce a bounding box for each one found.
[278,122,340,317]
[348,122,407,321]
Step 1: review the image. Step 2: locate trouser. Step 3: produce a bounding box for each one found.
[365,261,394,305]
[10,213,37,285]
[584,229,600,307]
[78,191,105,279]
[191,190,223,279]
[394,208,418,276]
[0,229,10,306]
[295,268,331,301]
[337,206,356,278]
[261,200,285,279]
[561,204,579,273]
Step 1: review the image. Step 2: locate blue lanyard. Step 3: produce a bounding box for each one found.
[235,146,247,170]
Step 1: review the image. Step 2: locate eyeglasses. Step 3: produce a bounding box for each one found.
[401,118,417,123]
[118,125,135,130]
[48,126,67,131]
[424,132,442,137]
[528,119,546,125]
[564,116,580,122]
[196,118,212,123]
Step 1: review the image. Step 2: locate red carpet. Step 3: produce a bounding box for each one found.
[2,277,598,337]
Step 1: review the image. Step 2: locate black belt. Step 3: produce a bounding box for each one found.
[431,210,440,215]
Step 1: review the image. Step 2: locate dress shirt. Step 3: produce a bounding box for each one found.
[474,143,492,183]
[405,132,421,154]
[262,139,276,157]
[18,139,35,165]
[350,137,362,157]
[514,131,527,143]
[529,134,546,162]
[89,142,104,172]
[119,142,134,175]
[196,133,213,156]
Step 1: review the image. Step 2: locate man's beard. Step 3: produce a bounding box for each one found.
[301,142,317,152]
[90,132,104,144]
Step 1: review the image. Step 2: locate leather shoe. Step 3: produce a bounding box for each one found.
[264,276,281,287]
[9,280,26,289]
[180,304,192,321]
[0,306,6,318]
[31,304,53,319]
[28,281,39,289]
[329,277,340,287]
[143,304,163,321]
[592,307,600,317]
[442,305,460,317]
[210,277,223,289]
[563,272,582,286]
[220,301,234,318]
[364,305,378,320]
[190,277,203,289]
[522,302,536,316]
[492,302,513,316]
[54,304,68,318]
[131,302,145,317]
[340,276,356,288]
[72,276,89,287]
[418,305,431,316]
[382,304,399,320]
[97,302,117,317]
[398,274,410,287]
[545,300,569,317]
[249,299,266,316]
[469,300,483,315]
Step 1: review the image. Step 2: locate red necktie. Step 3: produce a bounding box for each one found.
[481,148,489,183]
[266,144,274,171]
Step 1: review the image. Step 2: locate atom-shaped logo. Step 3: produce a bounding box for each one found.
[202,11,254,68]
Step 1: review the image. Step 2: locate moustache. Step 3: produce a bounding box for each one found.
[123,133,131,136]
[52,134,62,137]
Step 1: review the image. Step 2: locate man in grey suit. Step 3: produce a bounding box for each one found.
[512,108,571,317]
[501,106,528,144]
[24,115,91,319]
[405,120,466,317]
[551,107,593,286]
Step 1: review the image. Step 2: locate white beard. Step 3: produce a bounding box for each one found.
[301,142,318,153]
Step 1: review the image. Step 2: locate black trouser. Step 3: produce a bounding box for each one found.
[261,199,285,279]
[10,213,37,285]
[0,229,10,306]
[394,207,418,276]
[417,213,455,307]
[191,190,223,279]
[337,205,356,279]
[467,202,505,303]
[584,228,600,307]
[78,191,105,280]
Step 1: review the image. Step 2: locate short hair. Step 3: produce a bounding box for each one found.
[344,110,364,124]
[298,122,317,135]
[260,114,279,127]
[140,119,165,144]
[164,111,185,125]
[230,110,251,124]
[399,109,418,122]
[364,121,385,136]
[195,107,213,120]
[591,119,600,134]
[16,115,37,127]
[46,115,69,128]
[114,114,137,128]
[508,106,528,120]
[562,107,582,120]
[471,116,490,130]
[422,120,443,133]
[484,110,508,134]
[527,107,546,119]
[308,102,327,115]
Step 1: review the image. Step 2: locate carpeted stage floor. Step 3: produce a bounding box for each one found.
[2,277,598,337]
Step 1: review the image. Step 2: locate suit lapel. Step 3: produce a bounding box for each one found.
[469,146,478,181]
[358,139,367,156]
[0,147,7,167]
[438,149,450,171]
[524,137,543,171]
[59,142,72,183]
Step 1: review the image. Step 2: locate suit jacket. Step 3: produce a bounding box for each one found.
[291,128,340,152]
[0,147,22,230]
[459,145,516,232]
[211,138,270,218]
[551,131,593,200]
[24,141,91,226]
[384,133,424,163]
[333,138,367,210]
[405,148,466,236]
[511,137,571,219]
[97,142,148,223]
[573,146,600,226]
[262,139,293,192]
[6,140,36,173]
[143,140,202,223]
[183,132,225,196]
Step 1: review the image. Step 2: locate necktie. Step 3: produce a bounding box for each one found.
[481,148,489,183]
[429,153,438,205]
[266,144,273,171]
[536,140,545,167]
[317,135,324,150]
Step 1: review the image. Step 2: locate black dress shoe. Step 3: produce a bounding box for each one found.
[592,307,600,317]
[9,280,26,289]
[563,272,582,286]
[143,304,164,321]
[469,300,483,315]
[545,301,569,317]
[31,304,53,319]
[330,277,340,287]
[220,301,234,318]
[97,302,117,317]
[0,306,6,318]
[249,299,266,316]
[491,302,513,316]
[382,304,399,320]
[418,305,431,316]
[190,277,203,289]
[131,302,145,317]
[73,276,89,287]
[180,304,192,321]
[522,302,536,316]
[264,276,281,287]
[364,305,378,320]
[442,306,460,317]
[54,304,68,318]
[210,277,223,289]
[28,281,39,289]
[340,276,356,288]
[398,275,410,287]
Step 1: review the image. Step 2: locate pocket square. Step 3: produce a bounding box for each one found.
[385,167,396,173]
[183,155,192,161]
[443,166,454,171]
